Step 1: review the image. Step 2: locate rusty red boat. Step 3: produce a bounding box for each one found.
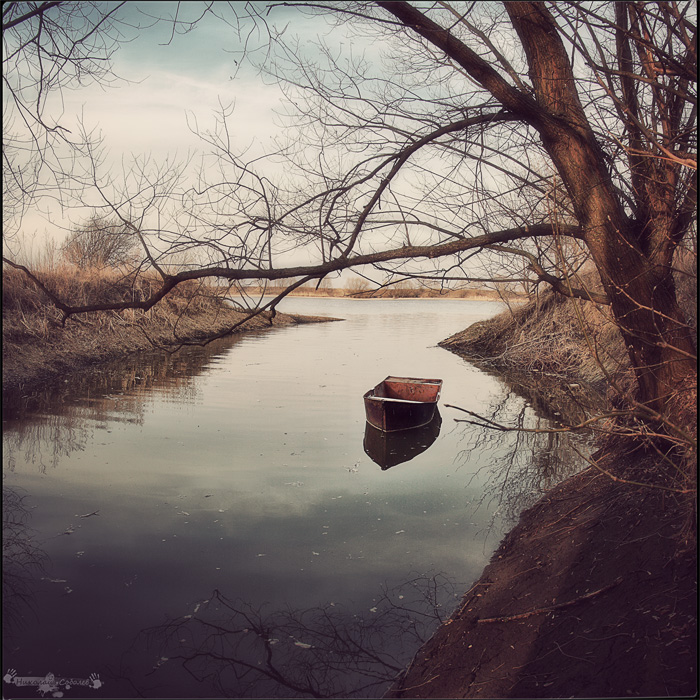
[363,376,443,432]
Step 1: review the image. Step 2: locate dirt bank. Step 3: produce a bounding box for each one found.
[386,443,696,698]
[386,299,697,698]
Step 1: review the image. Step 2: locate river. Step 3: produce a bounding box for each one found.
[2,298,587,698]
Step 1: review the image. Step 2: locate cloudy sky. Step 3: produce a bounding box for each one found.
[9,2,497,284]
[15,1,351,252]
[87,3,287,158]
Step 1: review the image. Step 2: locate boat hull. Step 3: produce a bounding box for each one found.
[363,376,442,432]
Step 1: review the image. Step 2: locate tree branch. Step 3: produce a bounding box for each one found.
[3,223,581,318]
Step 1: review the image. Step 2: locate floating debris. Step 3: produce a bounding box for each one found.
[192,599,209,614]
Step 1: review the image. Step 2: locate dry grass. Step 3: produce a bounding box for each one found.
[440,273,697,494]
[440,285,633,398]
[3,265,231,342]
[2,265,311,392]
[441,248,698,400]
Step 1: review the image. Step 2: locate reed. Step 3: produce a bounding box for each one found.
[2,264,286,393]
[2,265,229,343]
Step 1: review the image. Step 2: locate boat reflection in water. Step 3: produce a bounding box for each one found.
[363,410,442,469]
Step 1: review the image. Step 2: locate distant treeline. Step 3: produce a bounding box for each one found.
[244,284,525,300]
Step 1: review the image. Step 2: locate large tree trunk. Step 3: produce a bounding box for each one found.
[379,1,697,430]
[506,2,697,429]
[596,236,696,417]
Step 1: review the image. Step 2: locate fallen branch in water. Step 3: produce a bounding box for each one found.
[477,577,624,624]
[445,403,629,434]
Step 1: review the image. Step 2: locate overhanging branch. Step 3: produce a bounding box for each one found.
[487,244,610,304]
[2,223,582,318]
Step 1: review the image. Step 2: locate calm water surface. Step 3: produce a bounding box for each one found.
[3,298,582,698]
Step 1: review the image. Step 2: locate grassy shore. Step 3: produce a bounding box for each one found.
[441,288,633,392]
[2,266,336,394]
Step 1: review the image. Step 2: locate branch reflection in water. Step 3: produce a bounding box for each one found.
[124,572,460,698]
[453,377,598,525]
[3,485,47,640]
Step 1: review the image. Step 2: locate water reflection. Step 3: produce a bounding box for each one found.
[2,335,250,473]
[2,333,258,421]
[363,411,442,469]
[3,485,47,640]
[453,382,595,525]
[122,572,459,699]
[3,298,585,699]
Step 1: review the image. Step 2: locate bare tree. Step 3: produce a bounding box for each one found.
[3,2,696,442]
[346,276,372,296]
[61,214,138,269]
[2,1,130,245]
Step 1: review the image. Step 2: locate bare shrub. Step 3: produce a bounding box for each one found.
[61,215,138,270]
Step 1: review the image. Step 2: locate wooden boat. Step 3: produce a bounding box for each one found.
[364,410,442,469]
[363,376,443,432]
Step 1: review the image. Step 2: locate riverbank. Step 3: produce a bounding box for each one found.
[387,294,697,698]
[387,443,696,698]
[2,308,335,396]
[439,288,634,401]
[2,267,338,394]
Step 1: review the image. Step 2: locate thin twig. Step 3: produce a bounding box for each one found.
[571,445,696,494]
[478,576,624,624]
[445,403,630,434]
